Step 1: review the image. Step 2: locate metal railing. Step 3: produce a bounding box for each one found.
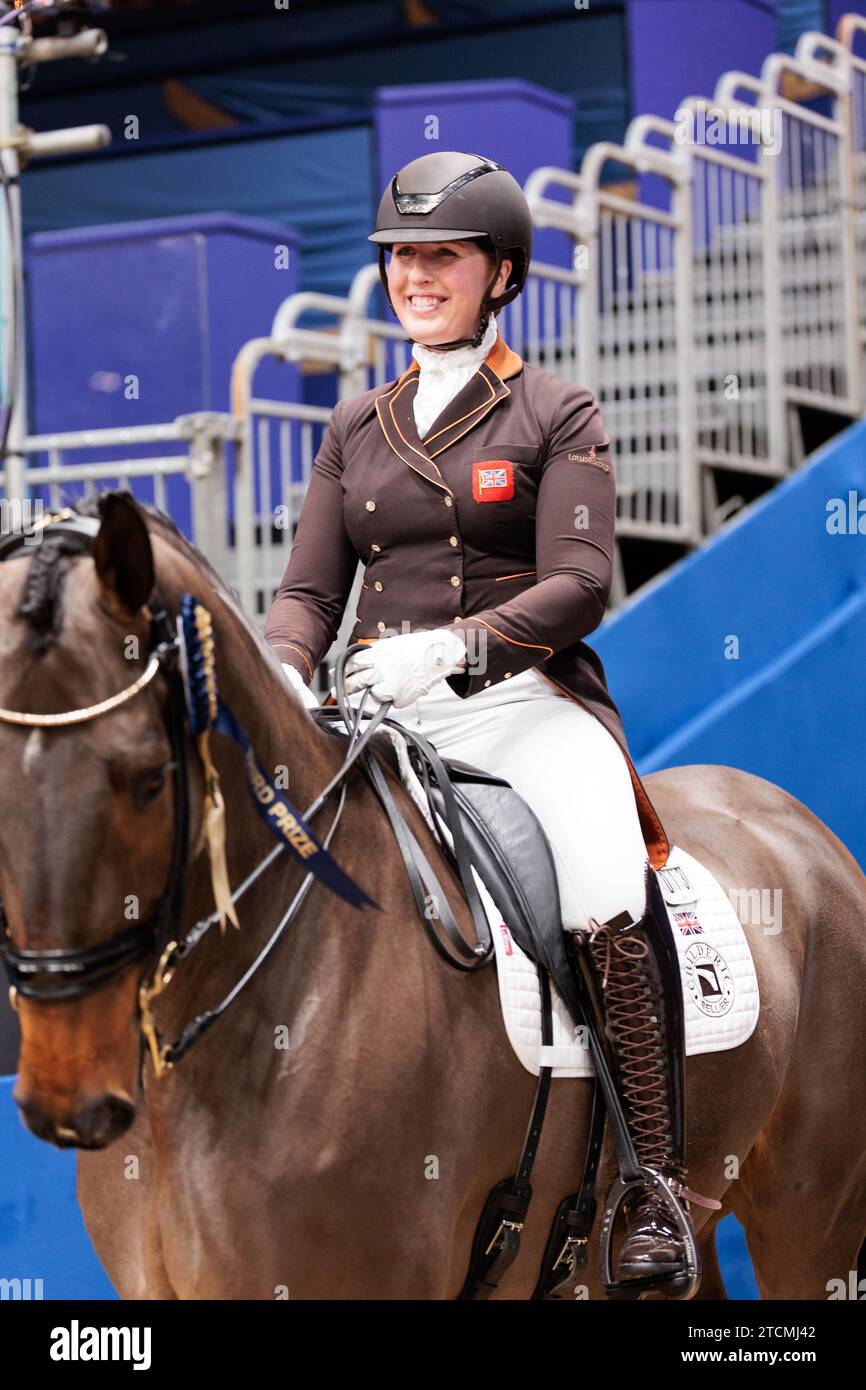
[4,413,243,596]
[235,13,866,576]
[4,13,866,634]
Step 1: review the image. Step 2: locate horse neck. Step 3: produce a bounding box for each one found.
[146,555,472,1130]
[141,553,366,1084]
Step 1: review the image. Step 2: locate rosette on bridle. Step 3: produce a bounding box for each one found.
[177,593,378,925]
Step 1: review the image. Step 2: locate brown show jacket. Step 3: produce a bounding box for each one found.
[265,333,669,868]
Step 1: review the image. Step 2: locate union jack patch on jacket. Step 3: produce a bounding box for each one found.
[673,910,704,935]
[472,459,515,502]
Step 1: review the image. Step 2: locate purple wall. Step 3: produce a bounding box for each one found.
[373,79,573,269]
[626,0,778,120]
[829,0,866,41]
[374,79,572,198]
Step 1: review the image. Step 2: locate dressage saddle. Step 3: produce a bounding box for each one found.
[420,756,583,1016]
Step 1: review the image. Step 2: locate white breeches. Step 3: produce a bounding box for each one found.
[334,666,649,931]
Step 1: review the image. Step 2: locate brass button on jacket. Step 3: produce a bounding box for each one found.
[263,332,671,871]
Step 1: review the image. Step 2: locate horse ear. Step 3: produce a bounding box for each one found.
[93,492,155,616]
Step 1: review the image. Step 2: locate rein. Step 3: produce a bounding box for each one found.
[0,509,491,1081]
[0,509,699,1302]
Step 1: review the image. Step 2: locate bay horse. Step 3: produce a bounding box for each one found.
[1,491,865,1300]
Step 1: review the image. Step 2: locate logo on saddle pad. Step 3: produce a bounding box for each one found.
[683,942,735,1019]
[472,460,515,501]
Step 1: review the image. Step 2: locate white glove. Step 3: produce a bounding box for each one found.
[344,628,467,708]
[281,662,320,711]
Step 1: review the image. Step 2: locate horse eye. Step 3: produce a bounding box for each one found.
[131,765,168,810]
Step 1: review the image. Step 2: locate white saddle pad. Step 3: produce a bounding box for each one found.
[486,845,759,1077]
[384,726,760,1078]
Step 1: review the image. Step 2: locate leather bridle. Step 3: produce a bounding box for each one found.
[0,515,191,1011]
[0,509,491,1081]
[0,511,706,1301]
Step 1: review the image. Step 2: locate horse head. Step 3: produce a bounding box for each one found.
[0,491,212,1147]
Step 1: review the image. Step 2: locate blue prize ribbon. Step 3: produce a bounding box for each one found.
[213,702,380,914]
[179,592,379,914]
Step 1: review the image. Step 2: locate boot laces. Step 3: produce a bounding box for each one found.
[587,916,681,1171]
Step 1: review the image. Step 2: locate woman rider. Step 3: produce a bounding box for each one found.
[265,151,714,1284]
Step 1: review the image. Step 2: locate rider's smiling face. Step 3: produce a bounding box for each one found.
[386,240,512,348]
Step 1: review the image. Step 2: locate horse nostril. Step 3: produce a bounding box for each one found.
[16,1094,134,1148]
[73,1094,136,1148]
[16,1097,57,1143]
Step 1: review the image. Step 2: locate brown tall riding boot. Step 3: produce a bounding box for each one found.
[583,860,697,1278]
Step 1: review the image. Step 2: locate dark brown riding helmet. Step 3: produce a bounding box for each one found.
[368,151,533,351]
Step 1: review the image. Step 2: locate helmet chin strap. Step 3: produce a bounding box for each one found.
[417,307,491,352]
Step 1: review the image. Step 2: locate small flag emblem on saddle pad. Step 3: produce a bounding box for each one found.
[673,910,704,935]
[472,459,515,501]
